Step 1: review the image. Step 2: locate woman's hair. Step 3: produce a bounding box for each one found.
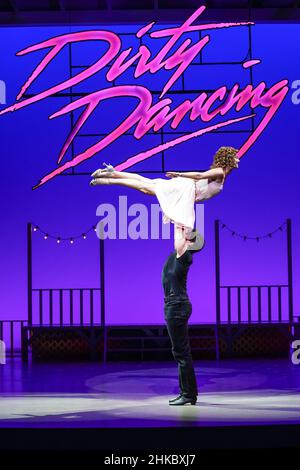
[210,146,239,170]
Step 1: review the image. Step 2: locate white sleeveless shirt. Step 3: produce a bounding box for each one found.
[195,179,223,202]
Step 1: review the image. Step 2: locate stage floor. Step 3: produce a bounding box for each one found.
[0,358,300,429]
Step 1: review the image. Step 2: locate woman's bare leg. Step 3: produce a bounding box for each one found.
[108,170,153,183]
[92,167,153,184]
[90,176,156,195]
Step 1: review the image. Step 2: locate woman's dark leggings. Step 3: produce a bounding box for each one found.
[164,299,198,398]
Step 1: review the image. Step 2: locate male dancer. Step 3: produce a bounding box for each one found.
[162,227,204,406]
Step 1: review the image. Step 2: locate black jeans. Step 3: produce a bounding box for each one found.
[164,298,198,398]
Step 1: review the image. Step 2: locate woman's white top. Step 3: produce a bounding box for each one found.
[195,178,223,202]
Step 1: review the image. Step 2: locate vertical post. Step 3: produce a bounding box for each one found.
[100,236,107,363]
[286,218,293,323]
[59,289,63,326]
[247,20,255,137]
[214,220,221,361]
[238,287,242,323]
[258,287,262,323]
[80,289,84,326]
[21,321,28,363]
[267,286,272,323]
[10,321,14,358]
[69,290,73,326]
[90,289,94,327]
[27,222,33,326]
[215,220,221,324]
[278,286,282,323]
[227,287,231,325]
[49,289,53,326]
[248,287,252,324]
[39,290,43,325]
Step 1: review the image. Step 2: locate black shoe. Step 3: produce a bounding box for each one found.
[168,394,183,404]
[168,395,197,406]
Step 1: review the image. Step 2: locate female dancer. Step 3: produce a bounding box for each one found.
[90,146,239,250]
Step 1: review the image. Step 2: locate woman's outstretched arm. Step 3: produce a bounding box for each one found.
[166,168,224,181]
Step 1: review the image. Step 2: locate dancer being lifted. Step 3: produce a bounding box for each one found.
[90,146,239,251]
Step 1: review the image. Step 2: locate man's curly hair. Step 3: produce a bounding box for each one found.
[210,146,239,170]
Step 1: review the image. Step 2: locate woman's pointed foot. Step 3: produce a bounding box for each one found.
[91,162,115,178]
[90,177,111,186]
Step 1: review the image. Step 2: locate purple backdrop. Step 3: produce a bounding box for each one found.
[0,23,299,330]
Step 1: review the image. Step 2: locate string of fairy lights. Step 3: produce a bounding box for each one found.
[219,220,287,242]
[31,220,287,244]
[31,223,98,244]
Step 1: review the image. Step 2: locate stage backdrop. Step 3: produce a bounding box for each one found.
[0,22,299,328]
